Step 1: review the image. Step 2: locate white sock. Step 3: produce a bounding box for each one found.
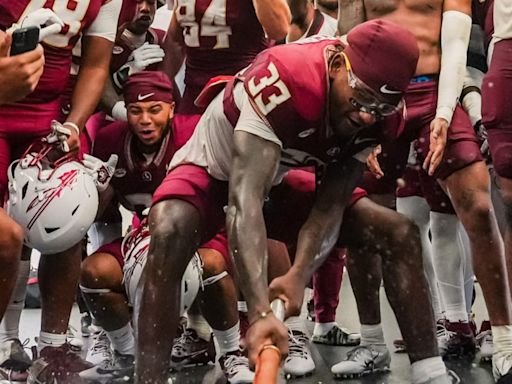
[360,324,385,346]
[285,316,306,334]
[187,313,211,341]
[213,322,240,355]
[397,197,444,321]
[38,331,67,351]
[459,227,475,315]
[0,260,30,344]
[430,212,468,323]
[106,323,135,356]
[313,322,336,336]
[411,356,447,384]
[492,325,512,355]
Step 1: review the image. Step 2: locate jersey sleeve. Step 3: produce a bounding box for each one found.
[84,0,122,42]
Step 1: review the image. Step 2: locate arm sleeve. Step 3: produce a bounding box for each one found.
[84,0,122,42]
[436,10,472,125]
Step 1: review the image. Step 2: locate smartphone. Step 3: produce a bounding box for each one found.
[11,26,39,56]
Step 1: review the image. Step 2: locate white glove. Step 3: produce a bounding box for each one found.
[83,154,118,192]
[22,9,64,41]
[111,101,128,121]
[113,43,165,88]
[46,120,72,152]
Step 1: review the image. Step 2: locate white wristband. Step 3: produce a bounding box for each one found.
[63,121,80,135]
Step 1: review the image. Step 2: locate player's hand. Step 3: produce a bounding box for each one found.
[246,313,288,369]
[0,31,44,105]
[366,144,384,179]
[423,117,448,176]
[22,9,64,41]
[46,120,80,153]
[83,154,118,192]
[473,120,490,158]
[124,43,165,75]
[268,268,307,319]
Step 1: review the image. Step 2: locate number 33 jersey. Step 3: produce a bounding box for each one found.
[175,0,270,113]
[0,0,118,104]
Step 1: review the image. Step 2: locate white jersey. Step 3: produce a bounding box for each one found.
[493,0,512,41]
[170,82,281,180]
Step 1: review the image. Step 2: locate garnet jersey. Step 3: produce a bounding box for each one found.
[92,120,194,216]
[234,37,392,167]
[170,37,399,181]
[175,0,270,114]
[0,0,110,104]
[110,27,166,72]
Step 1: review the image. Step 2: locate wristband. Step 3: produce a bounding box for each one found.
[63,121,80,135]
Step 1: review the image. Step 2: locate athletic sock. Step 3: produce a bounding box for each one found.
[313,322,336,336]
[411,356,447,384]
[213,322,240,355]
[106,323,135,356]
[38,331,66,351]
[187,313,212,341]
[360,323,385,346]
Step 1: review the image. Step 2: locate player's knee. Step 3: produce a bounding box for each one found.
[201,250,228,279]
[80,254,116,289]
[388,215,421,258]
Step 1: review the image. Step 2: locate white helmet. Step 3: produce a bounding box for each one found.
[122,223,203,315]
[7,144,99,254]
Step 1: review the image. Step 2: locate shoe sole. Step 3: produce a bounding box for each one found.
[170,353,215,371]
[333,366,391,380]
[283,370,315,379]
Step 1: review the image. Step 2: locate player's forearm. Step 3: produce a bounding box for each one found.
[227,198,271,322]
[67,65,109,129]
[68,37,113,129]
[253,0,291,40]
[338,0,365,35]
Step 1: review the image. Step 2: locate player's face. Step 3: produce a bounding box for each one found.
[127,101,175,149]
[329,53,402,138]
[328,54,377,138]
[129,0,157,34]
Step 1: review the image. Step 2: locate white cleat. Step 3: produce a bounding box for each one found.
[85,330,112,366]
[218,350,254,384]
[331,344,391,379]
[283,331,315,378]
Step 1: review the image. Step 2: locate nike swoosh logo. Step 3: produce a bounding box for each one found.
[138,92,155,101]
[380,84,401,95]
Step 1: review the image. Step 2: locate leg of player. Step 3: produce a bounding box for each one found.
[196,248,254,383]
[79,251,135,381]
[0,211,30,382]
[311,248,361,347]
[135,199,202,384]
[333,197,451,383]
[28,242,94,382]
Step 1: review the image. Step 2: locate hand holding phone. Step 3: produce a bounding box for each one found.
[11,26,39,56]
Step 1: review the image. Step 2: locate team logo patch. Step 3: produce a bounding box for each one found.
[113,45,124,55]
[114,168,127,178]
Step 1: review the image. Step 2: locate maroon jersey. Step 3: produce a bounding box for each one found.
[110,27,166,72]
[229,37,390,168]
[0,0,106,104]
[175,0,270,114]
[93,119,194,216]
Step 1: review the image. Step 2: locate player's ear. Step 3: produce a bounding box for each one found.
[168,101,176,119]
[328,52,344,81]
